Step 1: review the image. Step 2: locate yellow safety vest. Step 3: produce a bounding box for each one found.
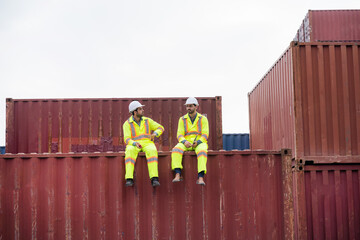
[176,113,209,144]
[123,116,164,146]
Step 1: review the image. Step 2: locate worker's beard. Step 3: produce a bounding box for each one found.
[187,109,195,114]
[135,112,143,118]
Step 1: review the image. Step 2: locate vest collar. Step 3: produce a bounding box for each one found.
[130,116,143,124]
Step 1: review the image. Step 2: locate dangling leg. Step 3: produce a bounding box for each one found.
[143,142,160,186]
[124,145,140,186]
[171,143,186,182]
[195,143,208,186]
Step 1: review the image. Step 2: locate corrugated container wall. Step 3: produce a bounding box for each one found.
[249,42,360,161]
[293,10,360,42]
[0,150,294,240]
[292,157,360,240]
[222,133,250,150]
[6,97,223,154]
[248,45,295,153]
[0,147,4,154]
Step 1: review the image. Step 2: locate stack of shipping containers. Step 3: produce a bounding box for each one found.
[1,10,360,239]
[249,10,360,239]
[1,96,296,239]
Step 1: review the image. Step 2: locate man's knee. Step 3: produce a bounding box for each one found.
[196,143,208,152]
[144,143,157,154]
[126,145,138,153]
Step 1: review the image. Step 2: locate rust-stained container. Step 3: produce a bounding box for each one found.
[0,150,294,240]
[6,97,223,153]
[249,42,360,161]
[292,157,360,240]
[293,10,360,42]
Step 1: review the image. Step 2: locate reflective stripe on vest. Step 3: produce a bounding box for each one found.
[145,119,150,134]
[198,116,202,133]
[183,116,202,136]
[128,120,136,137]
[133,134,151,140]
[182,117,188,134]
[128,118,151,140]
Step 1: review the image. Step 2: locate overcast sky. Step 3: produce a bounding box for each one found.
[0,0,359,146]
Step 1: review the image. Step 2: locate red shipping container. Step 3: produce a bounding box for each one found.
[0,150,294,240]
[292,157,360,240]
[249,42,360,161]
[294,10,360,42]
[6,97,223,153]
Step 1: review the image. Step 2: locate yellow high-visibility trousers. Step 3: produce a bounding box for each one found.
[171,142,208,174]
[124,141,159,179]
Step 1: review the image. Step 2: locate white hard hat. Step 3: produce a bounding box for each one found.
[129,101,145,113]
[185,97,199,106]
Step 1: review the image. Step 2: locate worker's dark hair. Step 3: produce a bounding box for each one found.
[131,108,140,116]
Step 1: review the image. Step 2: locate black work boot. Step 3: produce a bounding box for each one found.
[125,179,134,187]
[151,177,160,187]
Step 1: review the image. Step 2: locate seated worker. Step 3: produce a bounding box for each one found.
[171,97,209,185]
[123,100,164,187]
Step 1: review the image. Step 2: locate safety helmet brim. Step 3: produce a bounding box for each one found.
[129,101,145,113]
[184,97,199,106]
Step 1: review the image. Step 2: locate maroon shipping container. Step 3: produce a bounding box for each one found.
[292,157,360,240]
[249,42,360,161]
[293,10,360,42]
[0,150,294,240]
[6,97,223,153]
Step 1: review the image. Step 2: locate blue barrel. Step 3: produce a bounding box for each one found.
[222,134,249,150]
[0,146,5,154]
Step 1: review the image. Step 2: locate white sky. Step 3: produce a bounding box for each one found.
[0,0,359,146]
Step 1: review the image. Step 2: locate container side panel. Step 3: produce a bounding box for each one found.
[6,99,15,153]
[7,97,222,153]
[0,151,288,240]
[249,46,295,152]
[311,10,360,42]
[17,102,29,153]
[348,46,360,155]
[252,42,360,159]
[355,46,360,154]
[303,163,360,240]
[298,44,360,158]
[294,10,360,42]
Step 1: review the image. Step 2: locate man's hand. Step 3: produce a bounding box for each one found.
[192,141,198,148]
[184,141,192,148]
[151,133,157,142]
[135,142,142,149]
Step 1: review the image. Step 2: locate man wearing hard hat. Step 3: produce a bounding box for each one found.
[171,97,209,185]
[123,100,165,187]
